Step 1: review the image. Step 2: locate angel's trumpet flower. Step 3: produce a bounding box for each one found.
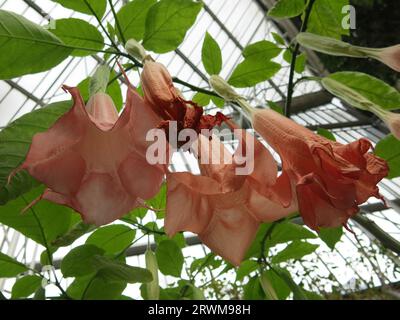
[165,126,295,266]
[14,66,166,226]
[210,75,389,231]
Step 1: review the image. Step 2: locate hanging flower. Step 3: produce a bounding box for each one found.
[251,108,388,231]
[209,75,389,231]
[141,58,228,147]
[165,125,295,266]
[15,84,166,226]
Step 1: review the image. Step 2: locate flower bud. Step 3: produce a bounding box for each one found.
[125,38,147,62]
[297,32,367,57]
[90,64,110,97]
[209,75,241,101]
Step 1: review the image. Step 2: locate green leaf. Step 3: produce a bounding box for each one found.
[272,240,319,264]
[50,18,104,57]
[273,266,308,300]
[94,256,153,283]
[307,0,349,39]
[0,100,71,204]
[322,72,400,111]
[0,186,80,246]
[259,272,278,300]
[11,275,42,299]
[192,92,211,106]
[61,244,105,278]
[51,0,107,18]
[267,101,284,114]
[268,0,307,19]
[243,40,282,61]
[319,226,343,250]
[0,252,28,278]
[67,274,126,300]
[156,240,183,277]
[211,96,225,108]
[52,222,96,247]
[246,222,316,259]
[145,249,160,300]
[263,268,291,300]
[0,10,72,79]
[272,32,285,46]
[86,224,135,255]
[116,0,158,43]
[146,183,166,219]
[317,128,336,141]
[267,222,317,247]
[236,260,258,282]
[143,0,203,53]
[375,134,400,179]
[283,50,306,73]
[243,276,265,300]
[228,59,281,88]
[202,32,222,75]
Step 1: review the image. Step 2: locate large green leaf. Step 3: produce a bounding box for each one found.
[268,0,307,19]
[116,0,157,43]
[67,274,126,300]
[156,240,183,277]
[243,40,282,61]
[201,32,222,75]
[50,18,104,57]
[236,260,258,282]
[86,224,135,255]
[272,240,319,264]
[51,222,96,247]
[245,222,316,258]
[263,268,291,300]
[143,0,203,53]
[0,186,80,246]
[228,59,281,88]
[51,0,107,18]
[0,10,72,79]
[307,0,349,39]
[322,72,400,111]
[319,226,343,250]
[0,252,28,278]
[61,244,105,278]
[375,134,400,179]
[11,275,42,299]
[0,101,71,204]
[95,256,152,283]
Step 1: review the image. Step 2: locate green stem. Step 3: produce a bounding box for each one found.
[108,0,126,45]
[284,0,316,117]
[84,0,119,51]
[22,196,69,298]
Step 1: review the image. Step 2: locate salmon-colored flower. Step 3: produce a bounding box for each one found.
[17,85,166,226]
[165,126,295,266]
[141,59,227,146]
[251,109,388,231]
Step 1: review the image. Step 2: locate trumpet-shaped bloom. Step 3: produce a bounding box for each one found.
[18,86,166,226]
[165,128,295,266]
[141,59,227,145]
[251,109,388,231]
